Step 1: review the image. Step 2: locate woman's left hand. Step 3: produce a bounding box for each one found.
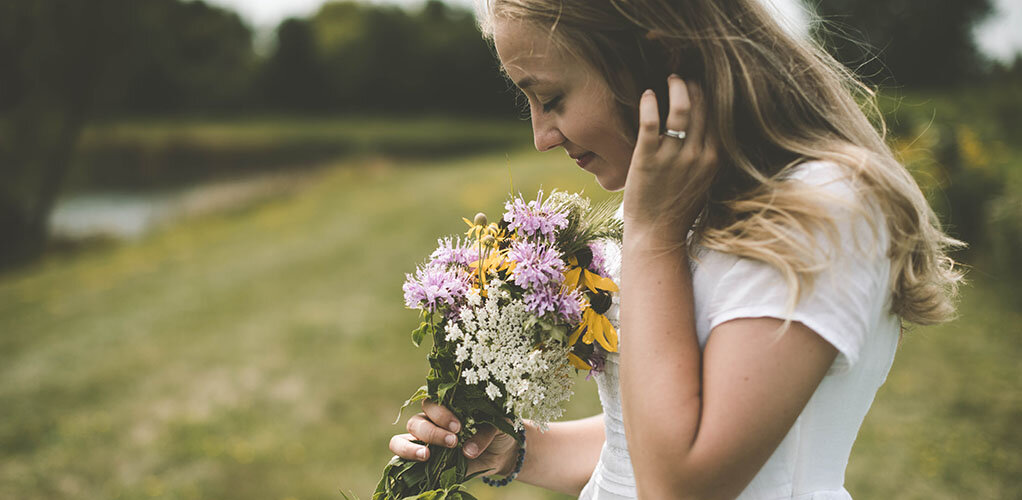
[622,75,719,244]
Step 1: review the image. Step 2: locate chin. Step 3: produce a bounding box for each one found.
[595,175,626,192]
[587,157,628,191]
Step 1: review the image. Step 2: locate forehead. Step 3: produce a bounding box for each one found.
[493,19,577,86]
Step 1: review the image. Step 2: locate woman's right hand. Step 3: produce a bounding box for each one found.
[389,399,520,477]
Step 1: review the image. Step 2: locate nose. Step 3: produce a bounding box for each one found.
[531,111,565,152]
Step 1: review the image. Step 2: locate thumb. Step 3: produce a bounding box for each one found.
[463,425,498,459]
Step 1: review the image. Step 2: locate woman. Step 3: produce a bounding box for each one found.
[388,1,962,498]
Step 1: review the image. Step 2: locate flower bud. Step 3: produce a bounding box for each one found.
[481,235,496,247]
[473,213,488,227]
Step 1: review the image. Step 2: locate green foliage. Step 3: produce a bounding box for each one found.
[117,0,255,113]
[394,385,429,425]
[411,322,430,347]
[257,18,333,112]
[879,84,1022,288]
[811,0,994,87]
[549,192,624,257]
[269,0,516,115]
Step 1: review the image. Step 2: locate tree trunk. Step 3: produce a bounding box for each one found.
[0,108,85,270]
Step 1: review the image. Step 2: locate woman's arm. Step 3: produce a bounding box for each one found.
[518,414,606,495]
[620,232,836,499]
[618,78,838,499]
[392,404,605,496]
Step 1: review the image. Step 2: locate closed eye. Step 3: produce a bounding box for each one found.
[541,95,562,113]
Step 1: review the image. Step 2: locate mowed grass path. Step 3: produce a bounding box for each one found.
[1,149,1017,499]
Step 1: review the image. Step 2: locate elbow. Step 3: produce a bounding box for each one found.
[632,454,742,500]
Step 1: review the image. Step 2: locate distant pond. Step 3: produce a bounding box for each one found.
[50,192,177,240]
[49,171,314,241]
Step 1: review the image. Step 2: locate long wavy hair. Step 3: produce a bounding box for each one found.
[476,0,963,325]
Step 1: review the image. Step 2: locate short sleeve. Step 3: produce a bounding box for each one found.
[705,162,891,374]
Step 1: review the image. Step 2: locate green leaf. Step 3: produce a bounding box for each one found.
[436,381,456,402]
[393,385,429,424]
[373,467,389,494]
[398,461,427,488]
[438,466,458,489]
[411,322,429,347]
[407,490,445,500]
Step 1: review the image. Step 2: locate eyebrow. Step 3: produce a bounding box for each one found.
[515,76,549,90]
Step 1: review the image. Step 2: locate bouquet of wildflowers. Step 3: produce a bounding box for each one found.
[374,191,622,499]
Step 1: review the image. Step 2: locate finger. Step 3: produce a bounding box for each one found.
[633,89,661,160]
[423,399,462,433]
[685,82,706,154]
[664,74,691,138]
[407,413,459,448]
[463,425,499,459]
[390,433,430,461]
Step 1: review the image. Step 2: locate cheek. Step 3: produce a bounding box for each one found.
[602,128,635,170]
[598,110,635,166]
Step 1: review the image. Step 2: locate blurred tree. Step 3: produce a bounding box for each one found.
[414,0,515,115]
[0,0,256,267]
[309,0,514,115]
[811,0,994,87]
[0,0,141,267]
[258,18,334,112]
[991,54,1022,83]
[118,0,255,113]
[312,2,414,111]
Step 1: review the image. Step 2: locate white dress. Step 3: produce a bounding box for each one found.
[578,161,900,499]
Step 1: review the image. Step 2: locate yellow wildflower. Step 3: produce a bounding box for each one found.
[568,307,618,353]
[563,256,619,294]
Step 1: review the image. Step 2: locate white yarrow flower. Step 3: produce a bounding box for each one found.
[466,288,481,306]
[448,281,575,430]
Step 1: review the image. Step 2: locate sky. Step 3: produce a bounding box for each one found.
[207,0,1022,63]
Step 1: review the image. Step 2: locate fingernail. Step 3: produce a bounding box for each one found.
[669,73,680,80]
[643,89,653,96]
[417,447,427,460]
[449,421,460,433]
[464,443,478,457]
[445,434,457,447]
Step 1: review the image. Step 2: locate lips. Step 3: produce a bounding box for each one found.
[571,152,595,169]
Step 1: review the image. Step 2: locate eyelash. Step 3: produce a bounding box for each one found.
[540,95,562,113]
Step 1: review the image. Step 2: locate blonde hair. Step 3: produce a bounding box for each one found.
[478,0,963,325]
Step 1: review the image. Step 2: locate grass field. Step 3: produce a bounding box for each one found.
[1,145,1019,499]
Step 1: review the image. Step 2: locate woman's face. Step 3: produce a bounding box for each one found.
[493,19,635,191]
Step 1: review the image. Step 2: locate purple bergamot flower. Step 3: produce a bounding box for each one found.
[503,192,569,242]
[402,264,470,312]
[507,240,565,290]
[429,237,476,269]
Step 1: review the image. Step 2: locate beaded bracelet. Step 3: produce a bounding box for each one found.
[481,427,526,487]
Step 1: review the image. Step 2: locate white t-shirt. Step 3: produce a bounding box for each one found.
[578,161,900,499]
